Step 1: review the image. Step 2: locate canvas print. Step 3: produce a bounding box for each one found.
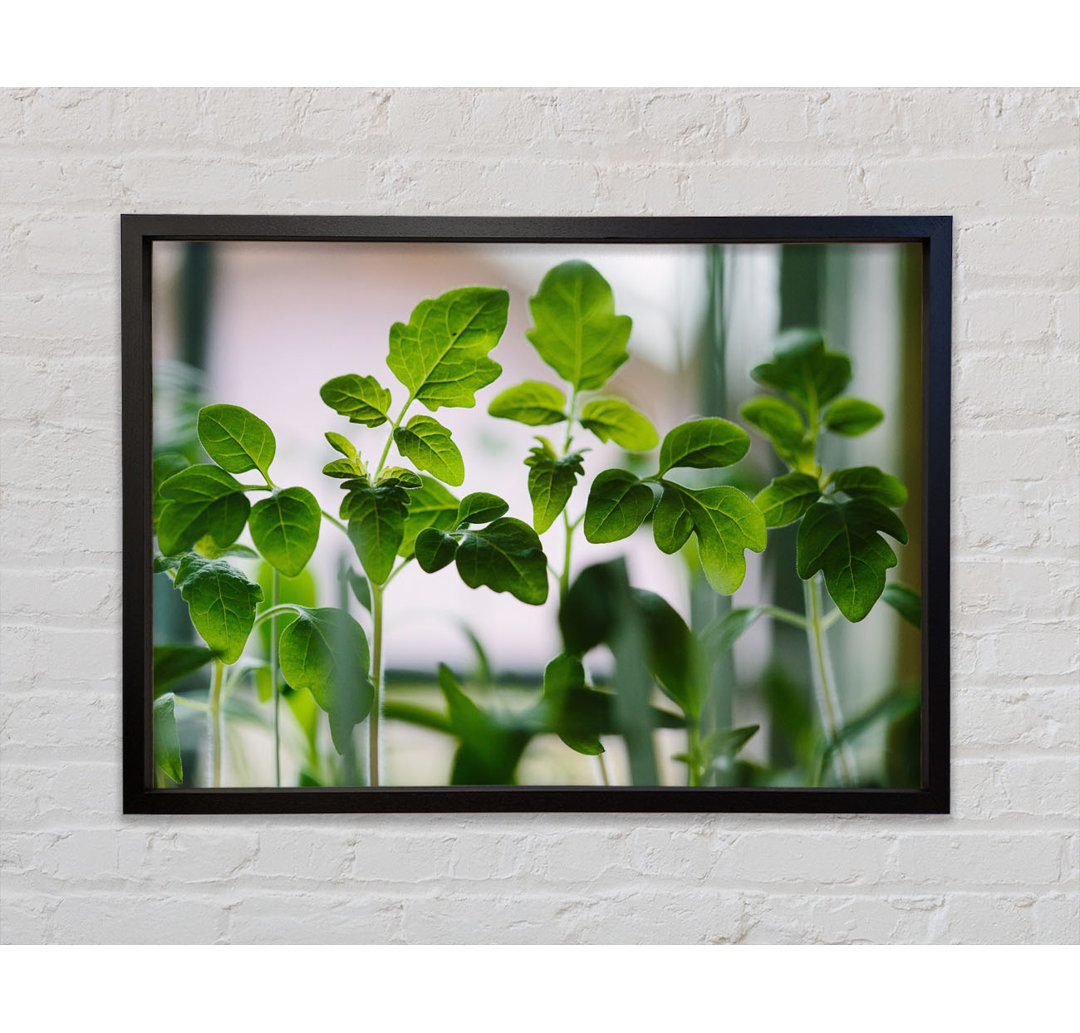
[149,239,924,791]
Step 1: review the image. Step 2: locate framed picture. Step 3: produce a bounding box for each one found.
[122,215,950,814]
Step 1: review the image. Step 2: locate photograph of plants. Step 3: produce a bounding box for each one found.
[149,237,923,791]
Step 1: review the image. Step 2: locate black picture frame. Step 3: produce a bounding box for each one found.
[122,214,951,815]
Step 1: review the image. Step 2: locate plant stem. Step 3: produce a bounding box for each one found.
[595,750,611,786]
[320,509,348,535]
[369,584,385,787]
[271,569,281,788]
[761,605,811,630]
[208,658,224,788]
[559,508,573,603]
[376,397,414,473]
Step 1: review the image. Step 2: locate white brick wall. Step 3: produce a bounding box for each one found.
[1,87,1077,944]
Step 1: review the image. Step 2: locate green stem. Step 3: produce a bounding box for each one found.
[369,584,385,787]
[253,603,303,626]
[376,397,414,474]
[271,569,281,787]
[687,723,701,787]
[761,605,812,630]
[595,750,611,786]
[320,509,348,535]
[208,658,224,788]
[559,508,573,603]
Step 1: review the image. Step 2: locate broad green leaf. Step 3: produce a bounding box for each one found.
[583,469,654,543]
[658,418,750,474]
[797,498,909,622]
[346,568,372,613]
[393,415,464,485]
[457,492,509,525]
[399,477,459,558]
[174,554,263,664]
[526,261,632,391]
[580,398,659,451]
[754,472,822,527]
[559,560,620,654]
[152,453,189,533]
[153,644,214,695]
[525,445,586,533]
[157,464,250,556]
[377,467,423,489]
[414,528,458,572]
[751,329,852,412]
[652,483,694,554]
[278,607,374,755]
[668,483,767,595]
[740,396,811,468]
[540,654,602,755]
[153,694,183,785]
[883,583,922,629]
[824,397,884,436]
[487,380,567,426]
[197,404,276,478]
[322,456,367,479]
[319,374,392,427]
[386,286,508,410]
[631,589,702,718]
[831,466,908,507]
[699,607,768,656]
[324,431,356,458]
[249,487,321,577]
[342,480,410,584]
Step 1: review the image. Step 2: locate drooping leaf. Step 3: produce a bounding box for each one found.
[153,694,183,784]
[658,418,750,474]
[319,374,393,427]
[197,404,276,479]
[751,329,852,412]
[580,398,659,451]
[157,464,250,556]
[487,380,567,426]
[393,415,464,485]
[324,431,357,458]
[582,469,654,543]
[796,498,909,622]
[249,487,321,577]
[457,492,509,526]
[754,472,822,527]
[377,467,423,489]
[882,583,922,629]
[824,397,884,437]
[652,483,695,554]
[831,466,908,508]
[525,261,632,391]
[342,479,410,585]
[739,395,812,468]
[398,477,459,558]
[174,554,263,664]
[386,286,509,410]
[153,644,215,695]
[631,589,702,718]
[525,443,586,533]
[699,607,767,657]
[278,607,374,755]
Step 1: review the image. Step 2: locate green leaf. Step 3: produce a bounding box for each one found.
[457,492,509,526]
[414,528,458,572]
[153,694,183,784]
[882,583,922,629]
[319,374,392,427]
[346,568,372,613]
[525,445,586,533]
[797,498,909,622]
[831,466,908,507]
[740,396,812,468]
[824,397,884,436]
[174,554,263,664]
[631,589,702,718]
[487,380,567,426]
[583,469,654,543]
[256,562,316,656]
[157,464,250,556]
[658,418,750,474]
[324,431,357,458]
[248,487,321,578]
[540,654,603,755]
[699,607,767,657]
[754,472,822,527]
[700,725,760,767]
[197,404,276,478]
[377,467,423,488]
[652,483,695,554]
[751,329,852,412]
[343,480,409,585]
[525,260,632,391]
[153,644,215,695]
[580,398,658,450]
[665,483,767,595]
[152,453,189,533]
[399,477,460,558]
[393,415,464,485]
[278,607,374,755]
[387,286,508,410]
[322,456,367,479]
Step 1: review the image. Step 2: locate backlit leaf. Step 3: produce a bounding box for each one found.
[751,329,852,412]
[249,487,321,577]
[157,464,250,556]
[414,528,458,572]
[174,554,263,664]
[580,398,658,451]
[152,453,189,533]
[658,418,750,474]
[652,483,694,554]
[197,404,276,478]
[342,479,409,584]
[393,414,464,485]
[582,469,654,543]
[377,467,423,488]
[831,466,908,507]
[319,374,392,427]
[324,431,356,458]
[740,395,812,468]
[525,444,586,533]
[754,472,822,527]
[322,456,367,479]
[457,492,509,525]
[824,397,884,437]
[487,380,567,426]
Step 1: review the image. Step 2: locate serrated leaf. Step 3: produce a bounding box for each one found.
[153,644,215,695]
[457,492,509,525]
[249,487,321,577]
[377,467,423,488]
[387,286,508,410]
[324,431,356,458]
[526,261,632,391]
[699,607,768,656]
[797,498,909,622]
[882,583,922,629]
[751,329,852,412]
[658,418,750,474]
[393,415,464,485]
[580,398,658,450]
[831,466,908,507]
[740,395,812,468]
[583,469,654,543]
[278,607,374,755]
[342,480,409,585]
[197,404,276,478]
[525,446,586,533]
[153,694,183,784]
[754,472,822,527]
[157,464,250,556]
[487,380,567,426]
[652,482,695,554]
[824,397,884,436]
[174,554,263,664]
[399,477,460,558]
[319,374,392,427]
